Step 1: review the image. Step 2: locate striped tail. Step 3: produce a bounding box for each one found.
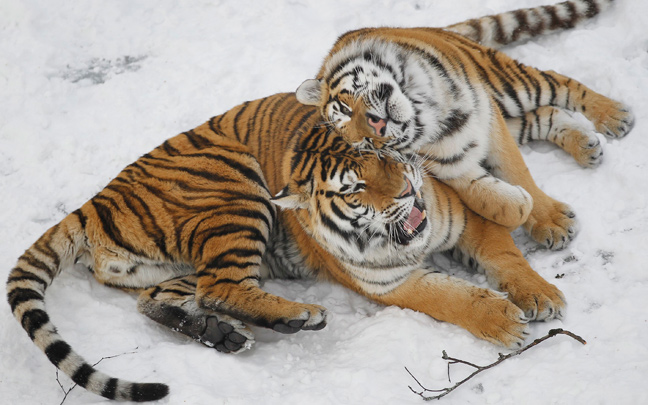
[6,210,169,402]
[445,0,614,49]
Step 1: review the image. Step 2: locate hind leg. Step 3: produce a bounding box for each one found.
[175,135,328,334]
[551,71,635,140]
[507,106,603,168]
[137,275,254,353]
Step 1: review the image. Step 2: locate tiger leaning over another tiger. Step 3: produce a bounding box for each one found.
[296,0,634,250]
[8,92,572,402]
[7,1,631,401]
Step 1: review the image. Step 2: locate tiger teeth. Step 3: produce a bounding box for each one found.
[416,191,422,198]
[407,229,414,235]
[421,210,426,220]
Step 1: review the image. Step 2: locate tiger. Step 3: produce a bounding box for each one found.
[296,0,634,250]
[6,1,625,401]
[7,91,572,402]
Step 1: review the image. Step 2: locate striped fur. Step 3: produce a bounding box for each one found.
[446,0,614,49]
[297,0,633,250]
[8,92,569,400]
[8,2,627,399]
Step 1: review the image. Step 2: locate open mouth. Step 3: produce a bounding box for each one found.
[394,199,428,245]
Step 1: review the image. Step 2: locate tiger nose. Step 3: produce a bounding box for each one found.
[367,114,387,136]
[400,176,414,198]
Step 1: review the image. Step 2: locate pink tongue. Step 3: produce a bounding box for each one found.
[404,206,423,232]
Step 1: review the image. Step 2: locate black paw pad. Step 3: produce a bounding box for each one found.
[201,316,250,354]
[272,320,304,334]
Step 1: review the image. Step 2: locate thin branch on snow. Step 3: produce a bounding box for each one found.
[56,347,139,405]
[406,328,587,401]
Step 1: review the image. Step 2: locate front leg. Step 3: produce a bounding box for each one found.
[456,211,566,321]
[487,112,577,250]
[369,270,530,348]
[443,167,533,229]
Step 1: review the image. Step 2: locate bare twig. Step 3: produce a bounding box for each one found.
[56,347,139,405]
[406,329,586,401]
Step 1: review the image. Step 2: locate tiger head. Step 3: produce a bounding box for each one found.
[271,145,430,267]
[296,40,428,154]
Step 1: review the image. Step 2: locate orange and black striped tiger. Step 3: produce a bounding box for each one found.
[7,92,569,401]
[296,0,633,250]
[6,1,627,402]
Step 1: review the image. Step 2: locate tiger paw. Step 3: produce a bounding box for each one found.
[500,278,566,321]
[561,128,604,168]
[524,199,577,250]
[461,177,533,229]
[466,291,530,349]
[590,100,635,139]
[271,304,328,334]
[200,314,255,354]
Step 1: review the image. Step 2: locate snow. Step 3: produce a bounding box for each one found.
[1,0,647,404]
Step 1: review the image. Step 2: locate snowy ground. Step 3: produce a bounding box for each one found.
[1,0,647,404]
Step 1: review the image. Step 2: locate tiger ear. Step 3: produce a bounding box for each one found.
[296,79,324,106]
[270,185,309,210]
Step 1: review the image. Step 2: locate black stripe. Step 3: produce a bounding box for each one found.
[204,208,273,231]
[512,60,543,107]
[454,44,505,102]
[141,160,231,183]
[183,130,213,149]
[91,199,147,257]
[157,288,193,296]
[129,192,171,259]
[7,268,49,289]
[22,308,50,339]
[215,193,276,223]
[330,200,354,222]
[148,286,162,300]
[437,109,471,140]
[102,378,119,400]
[32,239,60,271]
[231,101,251,143]
[539,71,558,105]
[73,209,87,229]
[511,10,529,42]
[320,211,353,242]
[186,216,211,258]
[183,153,268,192]
[244,98,267,145]
[196,261,258,276]
[491,14,507,44]
[330,70,357,91]
[8,287,44,312]
[20,251,51,274]
[161,140,181,156]
[179,278,197,288]
[210,276,260,286]
[203,248,263,270]
[72,363,96,387]
[518,115,528,145]
[485,50,525,116]
[582,0,600,18]
[196,224,267,258]
[45,340,71,367]
[325,54,363,83]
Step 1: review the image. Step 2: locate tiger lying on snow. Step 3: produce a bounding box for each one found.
[6,0,631,402]
[297,0,633,250]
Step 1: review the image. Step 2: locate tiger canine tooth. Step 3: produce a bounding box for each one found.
[416,190,421,198]
[407,229,414,235]
[421,210,426,220]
